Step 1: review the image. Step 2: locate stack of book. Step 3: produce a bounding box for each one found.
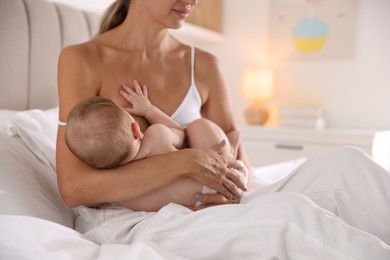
[279,107,327,129]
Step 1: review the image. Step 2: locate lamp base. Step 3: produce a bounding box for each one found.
[244,98,269,125]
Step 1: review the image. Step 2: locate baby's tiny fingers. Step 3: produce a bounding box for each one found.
[133,81,143,95]
[142,84,148,97]
[122,84,138,97]
[119,90,131,101]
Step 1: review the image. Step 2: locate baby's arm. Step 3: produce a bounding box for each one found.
[120,80,181,129]
[134,123,184,160]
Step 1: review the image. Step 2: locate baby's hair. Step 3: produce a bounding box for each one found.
[65,96,133,169]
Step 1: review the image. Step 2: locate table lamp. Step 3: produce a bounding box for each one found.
[241,68,274,125]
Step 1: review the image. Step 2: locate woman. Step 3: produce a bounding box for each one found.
[57,0,390,248]
[56,0,248,209]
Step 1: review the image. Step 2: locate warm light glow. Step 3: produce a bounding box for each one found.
[241,68,274,99]
[241,67,274,125]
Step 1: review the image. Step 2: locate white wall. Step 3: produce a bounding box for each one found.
[205,0,390,130]
[49,0,390,130]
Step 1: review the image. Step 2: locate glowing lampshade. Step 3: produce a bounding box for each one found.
[241,68,274,125]
[242,68,274,99]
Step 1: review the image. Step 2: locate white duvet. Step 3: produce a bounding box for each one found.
[2,194,389,260]
[1,109,389,259]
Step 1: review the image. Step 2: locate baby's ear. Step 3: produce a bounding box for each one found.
[131,122,144,139]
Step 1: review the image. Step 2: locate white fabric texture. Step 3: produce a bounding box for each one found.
[251,147,390,244]
[0,215,186,260]
[4,194,387,260]
[0,132,75,228]
[373,131,390,170]
[9,107,58,169]
[0,109,18,133]
[74,192,390,260]
[72,147,390,259]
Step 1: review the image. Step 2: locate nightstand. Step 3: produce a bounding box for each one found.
[239,125,390,170]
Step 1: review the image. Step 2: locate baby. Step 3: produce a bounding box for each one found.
[64,81,247,211]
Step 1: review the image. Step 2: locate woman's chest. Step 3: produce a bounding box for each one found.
[98,60,195,115]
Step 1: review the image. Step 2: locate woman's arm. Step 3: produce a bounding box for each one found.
[195,49,252,188]
[56,45,245,207]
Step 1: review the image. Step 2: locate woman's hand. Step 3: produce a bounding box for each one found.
[176,142,248,203]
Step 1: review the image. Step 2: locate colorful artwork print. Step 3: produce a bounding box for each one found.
[292,17,329,52]
[268,0,358,61]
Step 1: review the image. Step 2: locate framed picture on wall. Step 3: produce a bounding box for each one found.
[268,0,359,62]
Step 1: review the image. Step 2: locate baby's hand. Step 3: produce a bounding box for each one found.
[120,80,152,116]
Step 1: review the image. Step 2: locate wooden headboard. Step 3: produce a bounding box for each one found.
[0,0,100,110]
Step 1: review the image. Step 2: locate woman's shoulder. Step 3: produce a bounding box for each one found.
[57,39,103,92]
[193,47,219,65]
[59,38,100,64]
[58,38,107,80]
[192,47,221,76]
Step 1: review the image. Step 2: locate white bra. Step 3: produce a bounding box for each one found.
[170,46,202,129]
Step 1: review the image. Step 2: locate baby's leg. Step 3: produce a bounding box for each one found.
[185,119,247,201]
[185,118,235,158]
[185,119,247,183]
[121,177,204,212]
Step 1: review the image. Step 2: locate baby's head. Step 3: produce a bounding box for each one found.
[65,96,141,169]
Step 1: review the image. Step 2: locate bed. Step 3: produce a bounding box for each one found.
[1,0,389,259]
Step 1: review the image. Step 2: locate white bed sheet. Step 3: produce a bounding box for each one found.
[0,215,185,260]
[2,194,390,260]
[1,108,390,259]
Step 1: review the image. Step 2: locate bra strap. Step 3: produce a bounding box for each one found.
[58,120,67,126]
[190,46,195,86]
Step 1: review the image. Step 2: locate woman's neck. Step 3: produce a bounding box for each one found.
[108,7,178,56]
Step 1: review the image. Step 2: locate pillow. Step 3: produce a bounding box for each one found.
[10,107,58,169]
[250,157,307,190]
[0,109,19,133]
[0,132,75,228]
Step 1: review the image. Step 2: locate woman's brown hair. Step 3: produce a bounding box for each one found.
[98,0,131,34]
